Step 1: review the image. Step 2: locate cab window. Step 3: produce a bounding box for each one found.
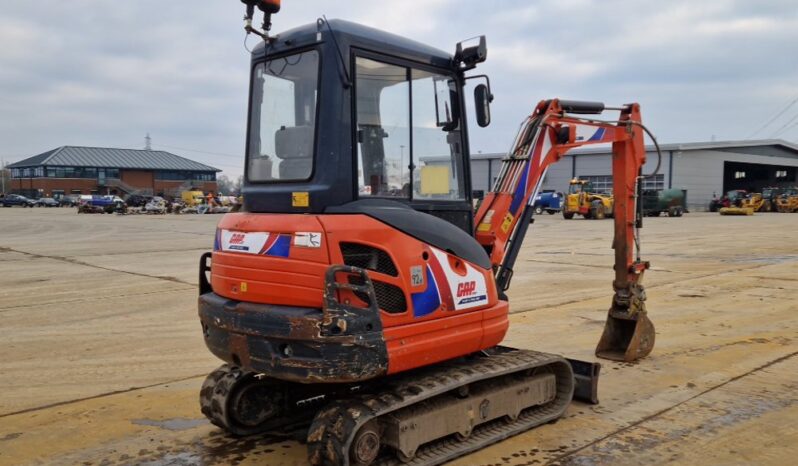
[355,57,464,200]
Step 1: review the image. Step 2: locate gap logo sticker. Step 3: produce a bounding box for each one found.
[455,279,486,306]
[456,281,476,297]
[219,230,291,257]
[410,247,489,317]
[430,248,488,310]
[220,230,269,253]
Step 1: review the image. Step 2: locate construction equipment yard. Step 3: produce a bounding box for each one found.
[0,208,795,466]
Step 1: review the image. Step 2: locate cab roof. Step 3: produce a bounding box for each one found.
[252,18,455,70]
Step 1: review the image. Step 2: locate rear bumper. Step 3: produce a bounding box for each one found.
[198,291,389,383]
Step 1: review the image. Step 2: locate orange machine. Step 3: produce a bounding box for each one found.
[197,4,658,464]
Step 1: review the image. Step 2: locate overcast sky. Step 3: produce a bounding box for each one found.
[1,0,796,177]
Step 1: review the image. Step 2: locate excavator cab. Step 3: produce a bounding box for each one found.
[567,179,592,194]
[243,19,478,234]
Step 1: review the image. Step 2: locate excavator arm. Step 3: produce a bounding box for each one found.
[474,98,656,362]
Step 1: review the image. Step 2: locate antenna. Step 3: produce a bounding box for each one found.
[145,133,152,150]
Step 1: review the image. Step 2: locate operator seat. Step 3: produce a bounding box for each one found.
[275,126,313,179]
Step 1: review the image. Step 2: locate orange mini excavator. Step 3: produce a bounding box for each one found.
[197,2,657,464]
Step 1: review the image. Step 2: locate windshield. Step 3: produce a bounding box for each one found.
[568,183,586,194]
[248,50,319,182]
[354,56,464,200]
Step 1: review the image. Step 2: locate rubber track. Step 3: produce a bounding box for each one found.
[307,348,574,466]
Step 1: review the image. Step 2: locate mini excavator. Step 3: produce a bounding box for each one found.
[197,2,658,464]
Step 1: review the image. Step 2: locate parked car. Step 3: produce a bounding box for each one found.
[59,195,80,207]
[125,194,151,207]
[1,194,37,207]
[77,195,126,213]
[36,197,60,207]
[533,190,564,215]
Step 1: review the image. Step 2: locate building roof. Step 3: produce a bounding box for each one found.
[8,146,220,172]
[470,139,798,160]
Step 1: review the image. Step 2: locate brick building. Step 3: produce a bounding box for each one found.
[8,146,219,198]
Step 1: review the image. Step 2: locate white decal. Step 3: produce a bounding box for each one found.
[430,248,489,310]
[220,230,269,255]
[410,265,424,287]
[294,232,322,248]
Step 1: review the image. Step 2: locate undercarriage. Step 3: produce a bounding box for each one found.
[200,347,598,466]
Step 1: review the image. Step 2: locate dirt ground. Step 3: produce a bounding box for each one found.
[1,208,796,466]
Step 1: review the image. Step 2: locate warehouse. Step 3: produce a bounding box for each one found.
[8,146,219,199]
[470,139,798,211]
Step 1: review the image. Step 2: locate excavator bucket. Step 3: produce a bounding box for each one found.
[596,310,655,362]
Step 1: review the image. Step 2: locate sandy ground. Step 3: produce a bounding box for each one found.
[0,208,796,466]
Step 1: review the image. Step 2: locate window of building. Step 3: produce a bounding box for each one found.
[578,174,665,193]
[577,175,612,194]
[44,166,115,178]
[776,170,787,178]
[734,171,746,179]
[155,171,215,181]
[642,174,665,190]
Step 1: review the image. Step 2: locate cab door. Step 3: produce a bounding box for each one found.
[353,54,473,233]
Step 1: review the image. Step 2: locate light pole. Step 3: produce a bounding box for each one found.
[1,157,5,195]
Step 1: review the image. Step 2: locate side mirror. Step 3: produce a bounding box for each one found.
[474,84,492,127]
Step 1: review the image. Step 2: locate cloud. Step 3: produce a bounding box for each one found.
[0,0,797,177]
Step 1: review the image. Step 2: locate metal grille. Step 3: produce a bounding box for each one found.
[347,275,407,314]
[341,242,398,276]
[372,281,407,314]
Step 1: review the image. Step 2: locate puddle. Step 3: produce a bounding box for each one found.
[131,418,208,431]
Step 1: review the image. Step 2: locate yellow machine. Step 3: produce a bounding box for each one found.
[563,179,614,219]
[775,189,798,213]
[740,193,766,212]
[181,190,206,207]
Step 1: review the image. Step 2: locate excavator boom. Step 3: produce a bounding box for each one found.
[474,99,656,361]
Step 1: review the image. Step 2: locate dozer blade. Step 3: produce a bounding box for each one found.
[718,207,753,215]
[596,310,655,362]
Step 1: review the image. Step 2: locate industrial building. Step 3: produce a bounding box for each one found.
[8,146,219,198]
[470,139,798,211]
